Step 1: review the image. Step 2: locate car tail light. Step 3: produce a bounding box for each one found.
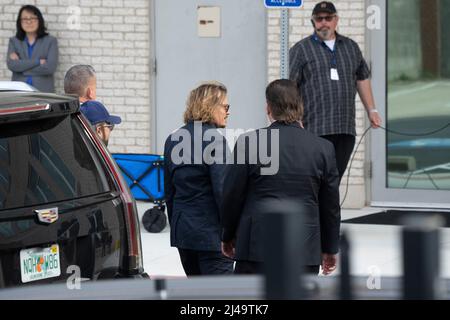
[0,103,49,115]
[78,114,144,275]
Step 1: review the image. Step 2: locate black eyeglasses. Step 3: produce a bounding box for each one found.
[222,104,230,112]
[313,15,336,22]
[101,123,115,131]
[20,17,38,23]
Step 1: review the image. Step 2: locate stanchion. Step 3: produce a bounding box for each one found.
[339,231,352,300]
[263,210,304,300]
[402,214,444,300]
[154,278,167,300]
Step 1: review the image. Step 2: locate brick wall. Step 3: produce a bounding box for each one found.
[0,0,152,153]
[267,0,369,208]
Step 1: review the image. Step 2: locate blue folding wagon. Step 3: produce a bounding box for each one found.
[112,153,167,233]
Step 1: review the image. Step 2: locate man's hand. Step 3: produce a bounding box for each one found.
[40,59,47,65]
[10,52,19,60]
[368,110,382,129]
[321,253,337,275]
[221,241,235,259]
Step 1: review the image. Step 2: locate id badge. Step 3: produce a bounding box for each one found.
[331,68,339,81]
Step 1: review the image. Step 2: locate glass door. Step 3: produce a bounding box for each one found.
[370,0,450,208]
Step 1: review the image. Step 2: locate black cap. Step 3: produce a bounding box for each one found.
[312,1,337,15]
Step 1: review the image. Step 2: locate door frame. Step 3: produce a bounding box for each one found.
[368,0,450,209]
[150,0,268,154]
[149,0,157,154]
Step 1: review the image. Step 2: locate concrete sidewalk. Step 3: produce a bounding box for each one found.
[137,202,450,279]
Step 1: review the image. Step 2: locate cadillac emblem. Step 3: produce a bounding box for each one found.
[35,208,59,224]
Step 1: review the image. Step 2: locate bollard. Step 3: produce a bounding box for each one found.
[263,210,304,300]
[402,214,444,300]
[154,278,167,300]
[339,231,352,300]
[0,263,4,288]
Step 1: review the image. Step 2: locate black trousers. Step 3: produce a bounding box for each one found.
[234,261,320,275]
[178,249,234,276]
[321,134,356,181]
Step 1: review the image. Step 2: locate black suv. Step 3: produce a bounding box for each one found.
[0,88,145,287]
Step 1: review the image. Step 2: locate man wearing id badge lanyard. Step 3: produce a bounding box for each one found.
[289,1,382,181]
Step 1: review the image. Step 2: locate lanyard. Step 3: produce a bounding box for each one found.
[312,34,337,68]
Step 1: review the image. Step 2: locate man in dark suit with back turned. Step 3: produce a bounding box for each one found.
[221,79,341,275]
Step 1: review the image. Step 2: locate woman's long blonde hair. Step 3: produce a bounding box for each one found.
[183,81,227,124]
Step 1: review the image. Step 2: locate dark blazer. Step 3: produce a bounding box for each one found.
[164,121,229,251]
[221,121,341,265]
[6,35,58,93]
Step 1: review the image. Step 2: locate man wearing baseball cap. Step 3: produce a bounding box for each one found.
[80,100,121,147]
[289,1,382,183]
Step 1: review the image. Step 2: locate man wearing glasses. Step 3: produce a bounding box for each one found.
[80,100,121,147]
[289,1,382,181]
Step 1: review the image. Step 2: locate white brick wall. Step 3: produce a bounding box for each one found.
[0,0,151,154]
[267,0,370,208]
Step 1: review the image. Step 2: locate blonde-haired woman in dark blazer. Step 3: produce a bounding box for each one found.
[7,5,58,93]
[164,81,233,276]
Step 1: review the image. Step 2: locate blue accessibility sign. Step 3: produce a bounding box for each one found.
[264,0,303,8]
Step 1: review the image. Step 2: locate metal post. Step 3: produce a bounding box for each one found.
[154,278,167,300]
[402,215,444,300]
[339,232,352,300]
[280,8,290,79]
[263,210,304,300]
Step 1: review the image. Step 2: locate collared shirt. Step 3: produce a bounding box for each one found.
[25,37,36,86]
[289,33,370,136]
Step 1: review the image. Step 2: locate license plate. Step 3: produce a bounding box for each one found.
[20,244,61,283]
